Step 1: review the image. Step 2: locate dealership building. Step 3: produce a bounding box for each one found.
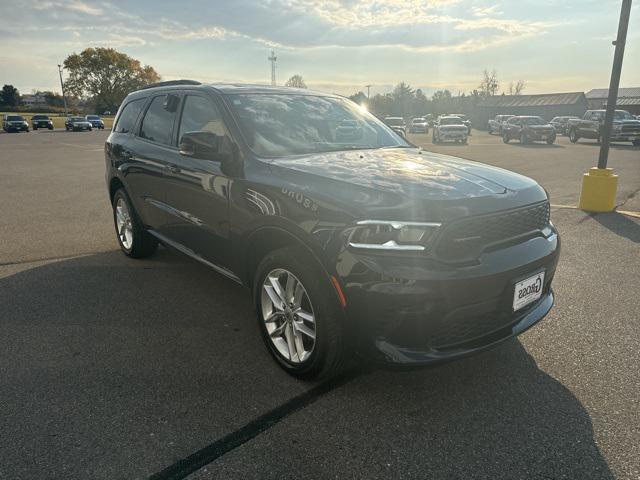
[475,92,588,127]
[586,87,640,116]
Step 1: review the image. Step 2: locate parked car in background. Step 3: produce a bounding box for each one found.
[448,113,472,134]
[488,114,515,135]
[105,81,559,379]
[383,116,407,137]
[549,116,580,136]
[433,116,468,144]
[502,116,556,145]
[409,117,429,133]
[335,119,362,142]
[425,113,435,126]
[65,116,93,132]
[31,114,54,130]
[2,115,29,132]
[566,110,640,146]
[86,115,105,129]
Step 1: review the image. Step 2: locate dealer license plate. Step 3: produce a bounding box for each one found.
[513,271,545,311]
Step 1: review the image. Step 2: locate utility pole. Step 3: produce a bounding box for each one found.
[598,0,632,169]
[268,50,277,86]
[578,0,632,212]
[365,84,372,99]
[57,64,68,117]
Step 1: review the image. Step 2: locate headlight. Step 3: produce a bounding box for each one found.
[348,220,441,251]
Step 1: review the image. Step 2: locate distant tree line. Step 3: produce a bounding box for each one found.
[348,70,525,120]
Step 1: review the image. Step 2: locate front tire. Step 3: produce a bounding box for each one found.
[569,129,579,143]
[547,134,556,145]
[503,132,510,144]
[112,189,158,258]
[520,133,528,144]
[254,247,348,380]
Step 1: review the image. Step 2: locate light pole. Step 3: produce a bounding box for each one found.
[57,64,68,117]
[365,84,371,99]
[578,0,632,212]
[598,0,631,169]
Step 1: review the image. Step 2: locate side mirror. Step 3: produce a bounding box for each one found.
[179,131,234,163]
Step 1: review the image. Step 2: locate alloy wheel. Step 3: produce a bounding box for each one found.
[261,268,316,364]
[115,197,134,250]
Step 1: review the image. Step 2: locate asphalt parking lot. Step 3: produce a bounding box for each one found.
[1,129,639,479]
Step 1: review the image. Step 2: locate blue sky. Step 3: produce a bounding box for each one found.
[1,0,638,97]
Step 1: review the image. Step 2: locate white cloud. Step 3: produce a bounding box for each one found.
[33,0,104,16]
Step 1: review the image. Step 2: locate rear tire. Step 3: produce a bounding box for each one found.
[547,135,556,145]
[112,189,158,258]
[254,247,348,380]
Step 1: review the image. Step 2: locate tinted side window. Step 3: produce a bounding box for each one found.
[114,99,145,133]
[139,95,179,146]
[178,95,227,144]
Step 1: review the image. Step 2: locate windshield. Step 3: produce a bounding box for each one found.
[439,117,464,126]
[32,115,48,120]
[452,114,468,121]
[412,118,426,123]
[70,117,85,122]
[228,94,409,157]
[521,117,545,125]
[86,115,100,120]
[7,116,24,121]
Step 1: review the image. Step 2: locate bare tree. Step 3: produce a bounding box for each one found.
[479,69,499,97]
[508,80,526,95]
[284,74,307,89]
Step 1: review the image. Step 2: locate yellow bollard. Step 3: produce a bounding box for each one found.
[578,167,618,213]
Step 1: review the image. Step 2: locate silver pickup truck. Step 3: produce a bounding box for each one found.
[567,110,640,146]
[487,114,515,135]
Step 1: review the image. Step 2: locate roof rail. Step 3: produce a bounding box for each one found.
[139,80,201,90]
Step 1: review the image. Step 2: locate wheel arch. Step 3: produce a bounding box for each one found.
[108,177,125,204]
[242,225,345,311]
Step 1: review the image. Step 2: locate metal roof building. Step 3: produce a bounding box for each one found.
[586,87,640,114]
[475,92,588,128]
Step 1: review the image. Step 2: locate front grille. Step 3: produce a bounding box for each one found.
[434,202,550,262]
[621,125,640,133]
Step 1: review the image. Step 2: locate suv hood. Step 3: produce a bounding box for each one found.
[270,148,539,202]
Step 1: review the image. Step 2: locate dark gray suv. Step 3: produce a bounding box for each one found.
[105,80,560,379]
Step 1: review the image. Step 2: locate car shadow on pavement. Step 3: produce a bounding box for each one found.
[206,340,616,479]
[510,143,565,149]
[590,211,640,243]
[0,249,615,479]
[573,142,639,151]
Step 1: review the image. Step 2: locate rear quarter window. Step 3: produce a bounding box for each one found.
[113,98,146,134]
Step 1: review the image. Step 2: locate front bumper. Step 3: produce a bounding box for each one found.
[610,132,640,141]
[6,124,28,131]
[337,230,560,365]
[438,130,467,141]
[525,131,555,141]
